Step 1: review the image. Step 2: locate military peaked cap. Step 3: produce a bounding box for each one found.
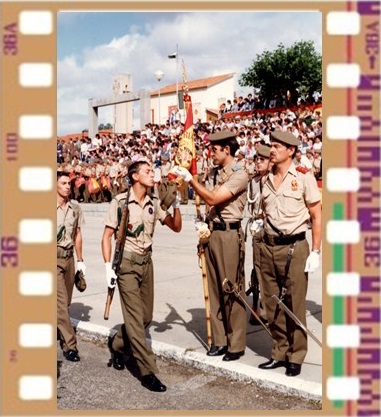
[257,144,271,159]
[208,130,236,142]
[270,131,299,146]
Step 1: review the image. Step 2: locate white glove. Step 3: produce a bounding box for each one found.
[173,166,192,182]
[304,251,320,273]
[195,221,211,244]
[172,194,181,209]
[250,219,264,234]
[105,262,117,288]
[76,261,86,274]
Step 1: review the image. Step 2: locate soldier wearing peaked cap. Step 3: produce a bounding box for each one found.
[173,129,248,362]
[258,130,322,377]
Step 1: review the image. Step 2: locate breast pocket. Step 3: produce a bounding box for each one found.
[282,190,304,215]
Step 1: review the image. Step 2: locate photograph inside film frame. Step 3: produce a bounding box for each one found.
[56,11,322,410]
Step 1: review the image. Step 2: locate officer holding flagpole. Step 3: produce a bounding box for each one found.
[174,130,248,362]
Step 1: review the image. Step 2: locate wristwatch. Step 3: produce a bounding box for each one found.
[311,249,320,255]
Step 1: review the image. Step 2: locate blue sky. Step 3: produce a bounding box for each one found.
[57,11,322,135]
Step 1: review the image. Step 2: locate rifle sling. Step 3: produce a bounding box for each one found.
[113,186,131,271]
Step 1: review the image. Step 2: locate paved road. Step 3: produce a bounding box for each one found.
[57,336,322,411]
[66,203,322,402]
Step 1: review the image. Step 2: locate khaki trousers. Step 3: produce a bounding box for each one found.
[111,255,158,377]
[57,255,77,352]
[260,239,309,364]
[204,229,246,352]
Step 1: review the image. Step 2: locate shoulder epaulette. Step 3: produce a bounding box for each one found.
[296,166,309,174]
[232,164,242,172]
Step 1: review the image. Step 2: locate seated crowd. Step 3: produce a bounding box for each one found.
[57,105,323,204]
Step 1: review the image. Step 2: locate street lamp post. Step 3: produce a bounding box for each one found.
[154,70,164,125]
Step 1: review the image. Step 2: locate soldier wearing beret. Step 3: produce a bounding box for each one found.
[258,131,321,377]
[174,130,248,361]
[247,144,272,324]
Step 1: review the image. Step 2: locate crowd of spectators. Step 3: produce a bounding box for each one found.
[218,90,322,118]
[57,104,323,204]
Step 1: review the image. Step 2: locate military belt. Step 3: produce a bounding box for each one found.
[264,232,306,246]
[210,221,241,231]
[57,247,74,259]
[123,248,152,265]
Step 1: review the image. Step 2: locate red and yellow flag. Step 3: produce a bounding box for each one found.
[172,93,197,176]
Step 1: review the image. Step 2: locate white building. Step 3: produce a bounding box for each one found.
[112,74,133,133]
[150,73,235,125]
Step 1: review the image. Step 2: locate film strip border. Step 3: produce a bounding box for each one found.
[0,2,380,416]
[323,2,380,416]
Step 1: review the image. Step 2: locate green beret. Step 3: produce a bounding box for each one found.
[257,144,271,159]
[270,131,299,146]
[208,130,236,142]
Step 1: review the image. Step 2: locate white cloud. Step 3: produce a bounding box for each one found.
[57,11,321,135]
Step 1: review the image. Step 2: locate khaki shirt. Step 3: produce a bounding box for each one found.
[262,164,321,236]
[104,189,169,255]
[57,200,84,249]
[207,161,248,222]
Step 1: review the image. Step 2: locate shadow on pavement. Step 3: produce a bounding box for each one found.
[70,303,93,322]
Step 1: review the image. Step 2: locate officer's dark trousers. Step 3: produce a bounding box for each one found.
[260,239,309,364]
[204,229,246,353]
[111,253,159,377]
[57,255,77,352]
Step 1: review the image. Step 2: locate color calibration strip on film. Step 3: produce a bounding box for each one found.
[0,1,380,416]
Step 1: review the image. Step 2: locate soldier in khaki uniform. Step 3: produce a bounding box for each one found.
[247,145,272,324]
[174,131,248,361]
[101,161,182,392]
[258,131,321,377]
[57,171,86,362]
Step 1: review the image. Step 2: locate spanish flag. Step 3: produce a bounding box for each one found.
[175,93,197,176]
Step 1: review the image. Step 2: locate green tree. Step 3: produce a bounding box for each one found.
[239,40,321,105]
[98,123,105,130]
[104,123,113,129]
